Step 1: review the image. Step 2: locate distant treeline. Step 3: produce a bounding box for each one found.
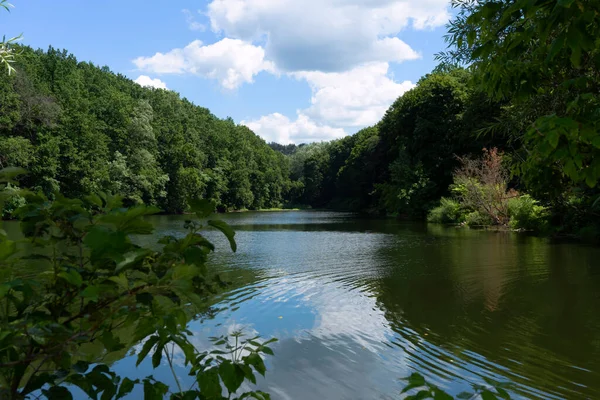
[267,0,600,241]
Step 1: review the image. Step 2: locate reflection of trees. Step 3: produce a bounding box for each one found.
[371,226,600,398]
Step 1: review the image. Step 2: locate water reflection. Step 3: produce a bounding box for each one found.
[123,212,600,399]
[9,211,600,399]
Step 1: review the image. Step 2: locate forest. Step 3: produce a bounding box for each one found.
[3,0,599,241]
[0,45,292,215]
[269,0,600,240]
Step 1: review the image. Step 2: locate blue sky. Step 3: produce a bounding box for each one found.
[2,0,451,144]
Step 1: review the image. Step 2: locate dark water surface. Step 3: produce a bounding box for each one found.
[9,211,600,399]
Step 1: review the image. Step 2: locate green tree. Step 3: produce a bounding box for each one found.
[441,0,600,189]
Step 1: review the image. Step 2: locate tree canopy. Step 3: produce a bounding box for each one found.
[0,45,292,214]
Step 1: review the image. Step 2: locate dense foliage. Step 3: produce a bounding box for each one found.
[275,0,599,240]
[0,168,275,399]
[279,69,505,217]
[0,46,291,215]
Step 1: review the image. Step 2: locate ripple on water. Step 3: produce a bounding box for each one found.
[134,212,600,399]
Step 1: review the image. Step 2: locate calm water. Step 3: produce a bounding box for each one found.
[8,211,600,399]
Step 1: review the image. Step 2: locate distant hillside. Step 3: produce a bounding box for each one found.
[0,45,291,213]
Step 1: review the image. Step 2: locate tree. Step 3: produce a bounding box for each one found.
[441,0,600,189]
[0,45,292,213]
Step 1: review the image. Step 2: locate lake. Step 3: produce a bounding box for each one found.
[9,211,600,399]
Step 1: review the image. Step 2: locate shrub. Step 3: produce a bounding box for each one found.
[508,195,549,232]
[452,148,514,225]
[465,211,493,227]
[427,197,466,224]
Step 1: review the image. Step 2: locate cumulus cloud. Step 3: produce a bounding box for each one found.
[294,62,415,128]
[206,0,447,72]
[242,113,346,144]
[133,39,275,89]
[244,63,415,144]
[182,9,206,31]
[134,75,168,89]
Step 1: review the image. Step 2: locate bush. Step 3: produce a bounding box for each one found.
[427,197,466,224]
[465,211,493,227]
[452,148,513,225]
[508,195,549,232]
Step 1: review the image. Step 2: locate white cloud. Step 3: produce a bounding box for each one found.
[206,0,447,71]
[294,62,415,128]
[133,75,168,90]
[242,113,346,144]
[133,39,275,89]
[182,9,206,31]
[243,63,415,143]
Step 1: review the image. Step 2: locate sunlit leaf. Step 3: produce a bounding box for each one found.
[208,220,237,252]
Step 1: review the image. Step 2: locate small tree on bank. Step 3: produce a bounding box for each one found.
[451,148,517,225]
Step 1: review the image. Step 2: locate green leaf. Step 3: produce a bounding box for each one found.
[58,270,83,287]
[188,198,216,219]
[245,353,266,376]
[108,273,129,289]
[152,340,166,368]
[591,136,600,150]
[239,364,256,384]
[183,247,209,271]
[73,361,90,374]
[116,378,138,399]
[143,379,169,400]
[84,227,129,265]
[81,285,101,302]
[42,386,73,400]
[481,390,499,400]
[546,130,559,149]
[0,240,16,260]
[208,220,237,252]
[85,193,103,208]
[219,360,245,394]
[495,387,511,400]
[197,368,222,398]
[22,372,54,395]
[546,35,566,61]
[101,330,125,352]
[432,388,453,400]
[116,249,151,273]
[407,373,426,387]
[137,336,160,366]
